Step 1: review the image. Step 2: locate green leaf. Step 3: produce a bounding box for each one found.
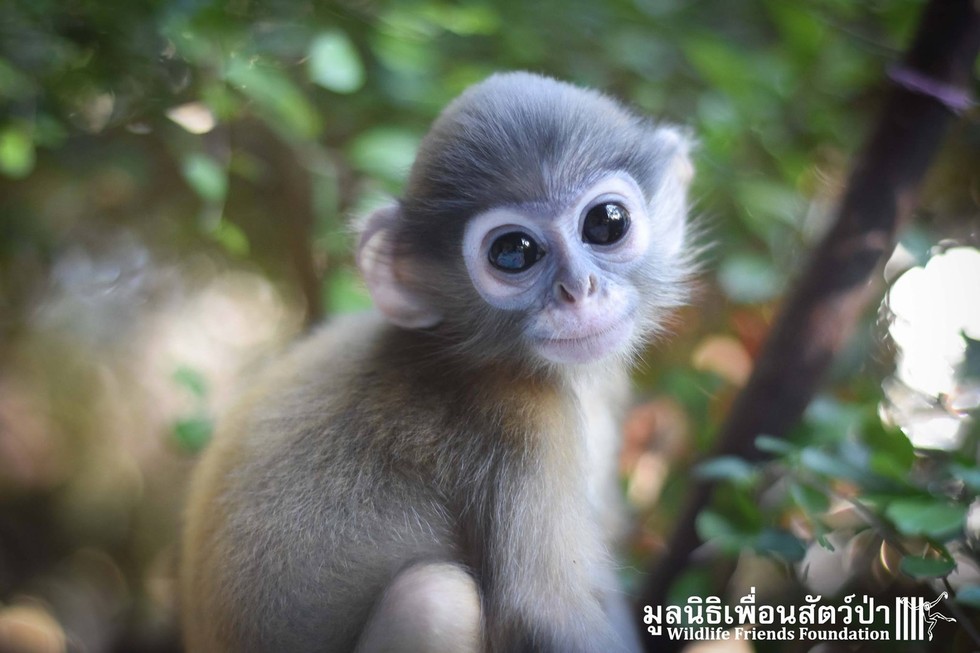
[173,416,213,453]
[0,58,34,100]
[226,57,320,140]
[201,81,242,122]
[734,488,766,530]
[0,126,35,178]
[182,153,227,203]
[950,463,980,492]
[885,499,966,538]
[804,396,863,442]
[899,555,955,579]
[324,267,373,314]
[816,532,834,550]
[348,128,420,184]
[734,178,804,237]
[32,114,67,148]
[717,254,783,304]
[869,451,913,482]
[755,434,795,455]
[683,35,753,99]
[818,37,879,91]
[695,510,748,553]
[667,567,714,607]
[695,93,740,152]
[209,219,250,257]
[695,510,736,540]
[417,4,500,35]
[694,456,757,485]
[799,448,863,482]
[955,585,980,608]
[754,528,806,562]
[308,31,364,93]
[790,481,829,515]
[369,31,438,76]
[764,2,826,61]
[862,418,915,480]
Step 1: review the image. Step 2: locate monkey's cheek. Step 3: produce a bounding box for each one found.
[531,317,635,365]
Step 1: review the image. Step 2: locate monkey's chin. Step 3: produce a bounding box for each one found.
[533,319,634,365]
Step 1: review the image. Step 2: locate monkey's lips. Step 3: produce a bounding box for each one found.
[533,314,635,364]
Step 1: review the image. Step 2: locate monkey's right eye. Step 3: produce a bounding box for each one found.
[488,232,545,273]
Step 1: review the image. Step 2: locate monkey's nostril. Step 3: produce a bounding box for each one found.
[557,277,599,304]
[559,284,576,303]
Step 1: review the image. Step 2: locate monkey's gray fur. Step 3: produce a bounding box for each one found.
[181,71,693,653]
[395,72,692,368]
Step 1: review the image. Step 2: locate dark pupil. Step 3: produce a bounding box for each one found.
[583,203,630,244]
[488,232,543,272]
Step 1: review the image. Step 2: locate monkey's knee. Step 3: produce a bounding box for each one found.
[356,562,482,653]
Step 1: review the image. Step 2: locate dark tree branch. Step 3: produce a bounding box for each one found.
[638,0,980,648]
[270,137,325,327]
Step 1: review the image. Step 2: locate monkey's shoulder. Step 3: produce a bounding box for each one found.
[209,311,630,481]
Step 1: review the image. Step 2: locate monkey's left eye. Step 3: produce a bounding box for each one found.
[488,232,545,273]
[583,203,630,245]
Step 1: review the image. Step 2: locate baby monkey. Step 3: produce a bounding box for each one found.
[180,71,693,653]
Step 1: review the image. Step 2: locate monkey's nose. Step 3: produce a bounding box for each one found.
[556,274,598,304]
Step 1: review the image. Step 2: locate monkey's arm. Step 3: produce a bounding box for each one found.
[483,489,631,652]
[475,413,635,653]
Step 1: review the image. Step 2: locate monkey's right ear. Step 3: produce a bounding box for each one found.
[357,205,443,329]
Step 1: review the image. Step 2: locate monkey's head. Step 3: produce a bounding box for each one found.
[358,72,693,369]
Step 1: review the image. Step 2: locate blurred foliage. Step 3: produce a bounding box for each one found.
[1,0,979,651]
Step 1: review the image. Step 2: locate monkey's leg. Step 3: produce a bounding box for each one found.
[354,562,482,653]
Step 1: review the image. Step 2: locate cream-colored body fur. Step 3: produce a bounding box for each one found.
[181,313,637,652]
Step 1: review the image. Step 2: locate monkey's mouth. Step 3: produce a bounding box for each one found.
[533,316,634,364]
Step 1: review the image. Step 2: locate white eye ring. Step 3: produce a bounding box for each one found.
[569,173,650,265]
[463,208,547,309]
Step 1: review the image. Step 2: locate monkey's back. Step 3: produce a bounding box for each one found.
[180,313,470,653]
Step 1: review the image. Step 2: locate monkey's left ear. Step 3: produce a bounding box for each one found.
[644,125,695,259]
[654,125,695,187]
[357,205,443,329]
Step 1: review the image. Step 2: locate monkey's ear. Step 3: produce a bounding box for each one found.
[654,125,695,188]
[650,126,694,258]
[357,205,443,329]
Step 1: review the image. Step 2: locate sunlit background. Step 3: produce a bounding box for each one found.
[882,246,980,450]
[1,0,978,651]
